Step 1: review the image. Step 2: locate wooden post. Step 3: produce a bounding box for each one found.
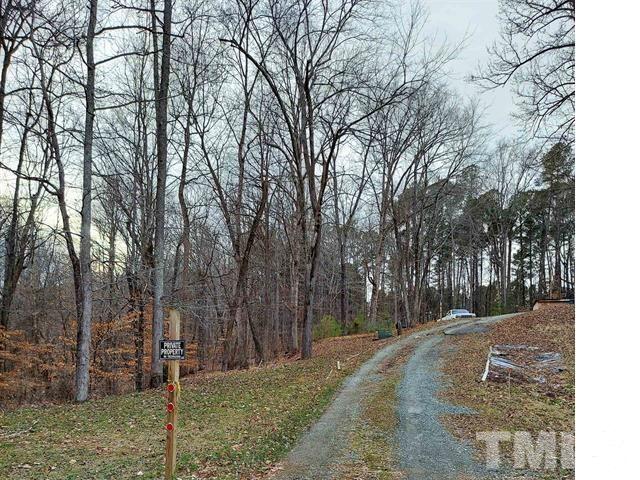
[164,309,180,480]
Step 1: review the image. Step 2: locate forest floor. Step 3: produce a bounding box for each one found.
[0,321,443,480]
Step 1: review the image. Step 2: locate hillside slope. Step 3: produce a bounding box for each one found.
[1,333,399,479]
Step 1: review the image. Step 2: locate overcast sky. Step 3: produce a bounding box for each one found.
[426,0,518,141]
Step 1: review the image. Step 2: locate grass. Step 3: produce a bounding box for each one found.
[0,333,392,480]
[348,373,402,480]
[440,305,575,477]
[338,343,417,480]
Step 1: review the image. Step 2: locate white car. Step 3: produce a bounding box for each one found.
[441,309,477,321]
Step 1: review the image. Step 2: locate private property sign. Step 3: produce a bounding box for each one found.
[160,340,185,360]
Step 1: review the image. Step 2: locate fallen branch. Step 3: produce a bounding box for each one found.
[346,353,361,363]
[0,420,38,439]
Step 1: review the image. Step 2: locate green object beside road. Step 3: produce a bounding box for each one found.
[377,329,393,340]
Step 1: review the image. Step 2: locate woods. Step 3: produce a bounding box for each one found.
[0,0,574,405]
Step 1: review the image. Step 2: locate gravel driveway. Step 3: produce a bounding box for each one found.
[397,314,517,480]
[396,334,480,479]
[271,315,515,480]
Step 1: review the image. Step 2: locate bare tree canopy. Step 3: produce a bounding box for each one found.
[473,0,575,143]
[0,0,574,406]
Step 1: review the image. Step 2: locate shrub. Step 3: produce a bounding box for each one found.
[347,312,366,335]
[313,315,342,340]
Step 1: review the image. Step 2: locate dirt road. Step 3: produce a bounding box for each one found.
[270,315,515,480]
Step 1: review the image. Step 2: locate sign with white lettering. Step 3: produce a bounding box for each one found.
[160,340,185,360]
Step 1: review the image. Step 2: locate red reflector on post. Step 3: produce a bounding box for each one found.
[167,383,175,393]
[166,423,174,431]
[167,402,175,412]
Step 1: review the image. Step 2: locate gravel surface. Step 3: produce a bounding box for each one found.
[396,335,481,479]
[444,314,517,336]
[271,335,410,480]
[444,324,489,335]
[271,315,516,480]
[397,314,518,480]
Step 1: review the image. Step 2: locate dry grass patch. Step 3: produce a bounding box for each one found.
[0,333,396,480]
[441,305,575,477]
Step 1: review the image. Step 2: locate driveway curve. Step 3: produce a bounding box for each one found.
[270,315,515,480]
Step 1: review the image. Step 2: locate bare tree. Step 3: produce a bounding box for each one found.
[75,0,98,402]
[0,0,43,335]
[0,82,49,331]
[150,0,173,388]
[221,0,424,358]
[330,144,370,328]
[95,49,157,390]
[0,0,576,406]
[474,0,575,142]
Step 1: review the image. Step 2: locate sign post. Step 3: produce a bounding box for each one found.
[162,309,183,480]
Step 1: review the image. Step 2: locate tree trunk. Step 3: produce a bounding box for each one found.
[0,104,37,330]
[332,168,348,328]
[289,242,300,353]
[301,209,324,359]
[75,0,98,402]
[135,298,145,391]
[553,218,562,298]
[150,0,173,388]
[368,239,385,324]
[538,216,547,297]
[506,233,512,309]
